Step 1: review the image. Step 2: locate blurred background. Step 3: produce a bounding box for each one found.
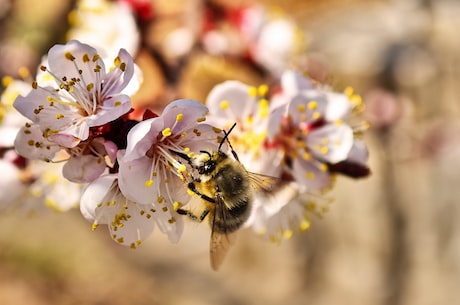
[1,0,460,304]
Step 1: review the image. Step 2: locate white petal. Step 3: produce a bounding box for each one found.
[306,124,354,163]
[106,201,155,248]
[325,92,352,121]
[162,99,209,134]
[0,160,26,208]
[80,174,117,222]
[280,70,313,96]
[206,81,255,121]
[14,124,60,160]
[0,126,22,148]
[47,133,81,148]
[13,86,53,122]
[63,155,106,183]
[152,200,184,244]
[292,158,331,191]
[85,94,131,127]
[47,40,106,87]
[286,91,327,124]
[103,140,118,164]
[266,105,286,139]
[118,154,160,204]
[123,117,163,162]
[346,140,369,164]
[178,123,222,153]
[102,48,136,95]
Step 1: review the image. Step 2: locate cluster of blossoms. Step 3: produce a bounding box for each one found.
[205,71,370,241]
[1,0,370,250]
[11,40,224,248]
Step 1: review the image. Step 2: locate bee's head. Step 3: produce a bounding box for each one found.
[169,123,237,175]
[191,151,227,175]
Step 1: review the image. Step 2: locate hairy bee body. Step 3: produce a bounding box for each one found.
[173,123,282,270]
[194,151,252,234]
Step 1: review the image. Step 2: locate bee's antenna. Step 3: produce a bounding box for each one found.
[169,149,191,162]
[219,123,239,161]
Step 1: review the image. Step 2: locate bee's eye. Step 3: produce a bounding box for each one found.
[199,161,215,174]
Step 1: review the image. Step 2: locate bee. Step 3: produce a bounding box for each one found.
[172,123,283,270]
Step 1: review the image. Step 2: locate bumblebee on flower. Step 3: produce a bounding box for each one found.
[203,71,370,242]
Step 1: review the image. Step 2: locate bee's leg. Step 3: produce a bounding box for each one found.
[176,182,215,222]
[187,182,215,203]
[222,127,240,162]
[176,208,210,223]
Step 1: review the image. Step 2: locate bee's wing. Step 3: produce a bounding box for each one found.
[209,194,237,271]
[247,172,286,195]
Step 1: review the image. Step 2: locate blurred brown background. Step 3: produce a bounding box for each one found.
[1,0,460,304]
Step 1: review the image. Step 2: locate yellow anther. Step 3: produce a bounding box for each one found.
[302,152,311,160]
[248,86,257,97]
[258,84,269,96]
[306,172,315,180]
[67,10,79,26]
[350,94,362,105]
[335,119,343,126]
[82,53,90,63]
[245,116,254,124]
[2,76,13,87]
[55,114,64,119]
[65,52,75,61]
[344,86,354,97]
[308,101,318,110]
[18,67,30,79]
[177,163,187,173]
[162,127,172,137]
[173,201,182,211]
[196,117,206,122]
[299,219,311,231]
[219,100,229,109]
[312,112,321,120]
[157,196,164,204]
[116,237,124,244]
[319,163,328,172]
[269,235,281,244]
[114,56,121,66]
[283,230,294,240]
[145,180,154,187]
[114,101,122,107]
[176,113,183,122]
[297,104,306,112]
[320,146,329,154]
[92,223,99,231]
[257,228,267,235]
